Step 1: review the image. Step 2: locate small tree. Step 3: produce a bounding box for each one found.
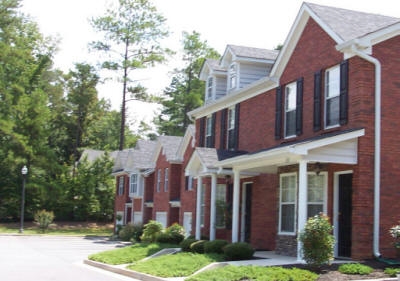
[140,220,163,243]
[34,210,55,233]
[299,213,335,269]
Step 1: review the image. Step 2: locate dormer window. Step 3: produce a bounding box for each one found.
[207,76,213,99]
[229,63,237,90]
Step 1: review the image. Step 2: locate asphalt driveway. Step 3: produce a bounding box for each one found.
[0,235,137,281]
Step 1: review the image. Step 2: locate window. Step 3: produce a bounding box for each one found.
[200,184,206,227]
[227,106,236,150]
[207,77,213,99]
[118,176,124,195]
[285,82,297,138]
[185,175,193,191]
[164,168,169,192]
[307,173,327,218]
[279,173,297,234]
[229,63,237,90]
[216,184,226,228]
[205,115,212,147]
[130,174,138,194]
[157,169,161,192]
[325,65,340,127]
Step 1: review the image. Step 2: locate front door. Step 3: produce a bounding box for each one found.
[241,183,252,243]
[337,173,352,258]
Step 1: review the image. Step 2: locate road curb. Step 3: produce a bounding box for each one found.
[84,259,173,281]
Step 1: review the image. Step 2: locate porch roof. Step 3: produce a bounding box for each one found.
[217,128,365,174]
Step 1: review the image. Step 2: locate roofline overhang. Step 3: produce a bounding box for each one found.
[188,76,278,119]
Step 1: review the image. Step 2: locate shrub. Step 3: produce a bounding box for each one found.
[204,239,229,254]
[165,223,185,244]
[119,223,143,242]
[191,240,207,253]
[338,263,373,275]
[298,213,335,269]
[140,220,163,243]
[180,238,197,252]
[384,267,400,277]
[223,242,254,261]
[34,209,55,233]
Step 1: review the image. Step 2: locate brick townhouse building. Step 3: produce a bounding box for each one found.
[113,2,400,261]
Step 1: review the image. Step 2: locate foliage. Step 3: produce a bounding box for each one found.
[140,220,163,243]
[158,223,185,244]
[223,242,255,261]
[127,252,224,278]
[186,265,318,281]
[298,213,335,268]
[118,223,143,242]
[34,209,55,233]
[190,240,207,254]
[155,31,220,136]
[180,237,197,252]
[204,239,229,254]
[384,267,400,277]
[338,263,373,275]
[90,0,171,149]
[88,242,176,265]
[390,223,400,248]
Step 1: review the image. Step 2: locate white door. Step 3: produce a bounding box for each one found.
[156,212,167,228]
[183,212,192,237]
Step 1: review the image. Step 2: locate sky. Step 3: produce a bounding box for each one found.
[20,0,400,128]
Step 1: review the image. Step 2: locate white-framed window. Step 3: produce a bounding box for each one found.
[227,106,236,150]
[207,76,213,99]
[200,184,206,227]
[307,172,327,218]
[118,176,124,196]
[325,65,340,128]
[157,169,161,192]
[130,174,138,194]
[285,82,297,138]
[229,63,237,90]
[164,168,169,192]
[185,175,193,191]
[279,173,297,234]
[205,115,213,147]
[216,184,226,228]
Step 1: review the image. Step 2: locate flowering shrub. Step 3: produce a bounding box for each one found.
[389,224,400,248]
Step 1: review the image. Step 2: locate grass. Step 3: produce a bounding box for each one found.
[127,252,224,277]
[0,221,113,236]
[88,242,178,265]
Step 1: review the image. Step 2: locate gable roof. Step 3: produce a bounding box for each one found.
[227,45,279,61]
[152,136,183,164]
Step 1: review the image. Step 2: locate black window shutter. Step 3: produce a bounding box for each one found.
[211,113,216,147]
[275,86,282,140]
[199,117,205,147]
[313,70,322,131]
[296,77,304,136]
[220,109,227,149]
[234,103,240,150]
[339,60,349,125]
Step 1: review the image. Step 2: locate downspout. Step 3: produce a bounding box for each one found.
[350,43,381,258]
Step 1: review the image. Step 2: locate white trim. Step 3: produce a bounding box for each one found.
[333,170,353,258]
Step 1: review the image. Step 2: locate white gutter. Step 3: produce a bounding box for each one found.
[345,42,381,258]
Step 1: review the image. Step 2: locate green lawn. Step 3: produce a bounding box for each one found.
[0,222,113,236]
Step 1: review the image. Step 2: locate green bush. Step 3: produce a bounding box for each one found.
[204,239,229,254]
[191,240,207,253]
[34,209,55,233]
[165,223,185,244]
[140,220,163,243]
[180,238,197,252]
[119,223,143,242]
[384,267,400,277]
[298,213,335,268]
[223,242,254,261]
[338,263,373,275]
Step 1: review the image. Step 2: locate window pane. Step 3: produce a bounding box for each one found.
[216,184,226,228]
[326,67,340,98]
[281,176,296,202]
[307,174,324,202]
[285,110,296,137]
[308,204,323,218]
[281,204,295,232]
[326,96,339,126]
[285,84,297,110]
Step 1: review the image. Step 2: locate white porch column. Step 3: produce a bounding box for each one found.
[195,176,203,240]
[232,169,240,242]
[297,160,308,261]
[210,173,217,240]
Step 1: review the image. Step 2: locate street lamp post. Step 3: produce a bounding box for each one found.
[19,165,28,233]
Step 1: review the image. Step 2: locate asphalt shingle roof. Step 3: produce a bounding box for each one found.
[227,45,279,61]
